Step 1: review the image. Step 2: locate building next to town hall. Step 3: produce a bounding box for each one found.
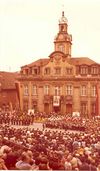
[17,11,100,117]
[0,71,19,110]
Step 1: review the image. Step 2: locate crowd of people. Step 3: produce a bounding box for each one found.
[45,116,86,131]
[0,109,48,126]
[0,122,99,170]
[0,107,100,170]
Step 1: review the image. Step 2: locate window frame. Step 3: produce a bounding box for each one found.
[32,85,37,96]
[44,85,49,95]
[91,66,98,75]
[81,102,87,115]
[54,86,60,96]
[24,85,29,96]
[54,67,61,75]
[80,65,88,75]
[66,85,73,96]
[44,67,51,75]
[81,85,87,96]
[91,85,96,97]
[66,67,73,75]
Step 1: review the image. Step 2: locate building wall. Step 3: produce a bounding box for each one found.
[0,89,19,109]
[18,77,100,117]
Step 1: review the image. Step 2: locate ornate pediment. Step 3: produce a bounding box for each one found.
[49,51,65,59]
[49,51,66,65]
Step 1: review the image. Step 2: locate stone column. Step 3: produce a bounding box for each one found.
[19,82,23,111]
[38,85,44,112]
[87,82,91,118]
[97,84,100,115]
[61,96,65,114]
[49,96,53,113]
[28,81,32,109]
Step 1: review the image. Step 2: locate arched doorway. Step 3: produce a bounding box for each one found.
[66,103,72,114]
[53,106,60,113]
[44,103,49,113]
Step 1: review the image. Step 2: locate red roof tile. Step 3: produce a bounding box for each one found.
[68,57,99,65]
[21,56,99,69]
[21,59,49,68]
[0,72,18,90]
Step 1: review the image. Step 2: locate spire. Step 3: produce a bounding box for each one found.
[54,11,72,57]
[59,11,67,24]
[62,11,64,17]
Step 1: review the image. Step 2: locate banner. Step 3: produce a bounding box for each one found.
[96,84,100,115]
[53,96,60,106]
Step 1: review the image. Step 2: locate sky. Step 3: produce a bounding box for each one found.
[0,0,100,72]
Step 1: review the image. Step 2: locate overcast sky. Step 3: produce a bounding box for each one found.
[0,0,100,72]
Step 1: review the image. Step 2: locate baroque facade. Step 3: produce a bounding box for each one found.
[17,11,100,117]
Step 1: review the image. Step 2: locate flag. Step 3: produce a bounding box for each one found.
[15,81,20,104]
[96,84,100,116]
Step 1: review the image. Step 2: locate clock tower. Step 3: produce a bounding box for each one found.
[54,11,72,57]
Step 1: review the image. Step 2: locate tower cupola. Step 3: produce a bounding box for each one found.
[54,11,72,57]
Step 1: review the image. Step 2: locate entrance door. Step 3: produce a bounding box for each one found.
[53,106,60,113]
[66,104,72,114]
[44,103,49,113]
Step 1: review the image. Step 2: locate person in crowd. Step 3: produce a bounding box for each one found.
[15,151,32,170]
[0,152,7,170]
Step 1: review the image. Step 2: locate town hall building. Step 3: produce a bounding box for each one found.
[17,11,100,117]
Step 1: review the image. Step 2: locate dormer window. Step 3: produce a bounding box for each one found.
[55,67,61,75]
[91,66,98,75]
[34,68,38,75]
[66,68,73,75]
[80,66,88,75]
[44,67,50,75]
[32,67,39,75]
[25,69,29,75]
